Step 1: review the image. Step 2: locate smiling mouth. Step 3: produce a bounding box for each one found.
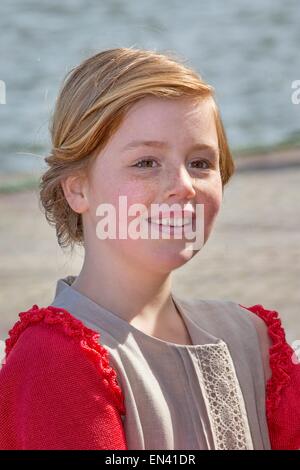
[145,214,197,235]
[147,213,195,228]
[147,217,193,227]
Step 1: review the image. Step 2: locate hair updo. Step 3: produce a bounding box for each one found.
[39,47,235,250]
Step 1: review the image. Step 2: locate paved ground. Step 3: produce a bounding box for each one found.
[0,148,299,346]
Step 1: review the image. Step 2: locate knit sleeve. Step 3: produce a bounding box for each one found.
[240,304,300,450]
[0,305,127,450]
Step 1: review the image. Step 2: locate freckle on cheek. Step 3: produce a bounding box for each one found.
[117,183,155,203]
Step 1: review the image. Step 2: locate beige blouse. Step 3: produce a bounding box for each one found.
[50,275,271,450]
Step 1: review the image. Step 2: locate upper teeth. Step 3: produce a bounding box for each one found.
[149,217,192,226]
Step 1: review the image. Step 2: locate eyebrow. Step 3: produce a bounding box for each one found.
[122,140,219,154]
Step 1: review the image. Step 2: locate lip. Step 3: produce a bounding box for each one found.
[145,217,195,236]
[146,210,195,223]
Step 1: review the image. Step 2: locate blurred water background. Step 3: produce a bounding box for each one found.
[0,0,299,178]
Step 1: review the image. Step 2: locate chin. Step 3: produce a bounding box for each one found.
[142,243,200,273]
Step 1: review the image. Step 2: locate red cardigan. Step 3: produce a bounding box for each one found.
[0,303,299,450]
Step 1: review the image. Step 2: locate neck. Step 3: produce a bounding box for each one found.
[71,246,176,325]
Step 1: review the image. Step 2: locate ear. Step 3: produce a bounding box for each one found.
[61,173,89,214]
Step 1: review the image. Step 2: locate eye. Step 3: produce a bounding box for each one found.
[132,159,159,169]
[132,158,212,170]
[189,159,211,169]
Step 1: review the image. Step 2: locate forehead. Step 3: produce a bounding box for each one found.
[111,95,218,147]
[125,95,214,124]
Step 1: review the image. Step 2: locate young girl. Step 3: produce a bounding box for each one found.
[0,47,299,450]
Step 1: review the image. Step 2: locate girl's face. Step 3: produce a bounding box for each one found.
[83,95,223,273]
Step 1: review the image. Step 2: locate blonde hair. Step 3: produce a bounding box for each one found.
[39,47,235,250]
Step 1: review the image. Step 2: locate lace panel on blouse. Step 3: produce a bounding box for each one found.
[197,341,254,450]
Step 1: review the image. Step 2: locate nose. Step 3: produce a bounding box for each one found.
[162,164,196,202]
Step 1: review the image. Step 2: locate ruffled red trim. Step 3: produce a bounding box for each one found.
[240,304,294,419]
[5,304,126,416]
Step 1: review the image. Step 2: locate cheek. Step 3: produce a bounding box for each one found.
[110,180,158,251]
[205,187,223,217]
[114,180,157,219]
[196,180,223,240]
[89,174,153,210]
[88,171,159,237]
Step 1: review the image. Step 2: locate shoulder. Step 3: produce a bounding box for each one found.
[0,304,127,449]
[238,303,296,412]
[1,304,125,415]
[238,304,274,381]
[239,304,300,450]
[238,303,295,385]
